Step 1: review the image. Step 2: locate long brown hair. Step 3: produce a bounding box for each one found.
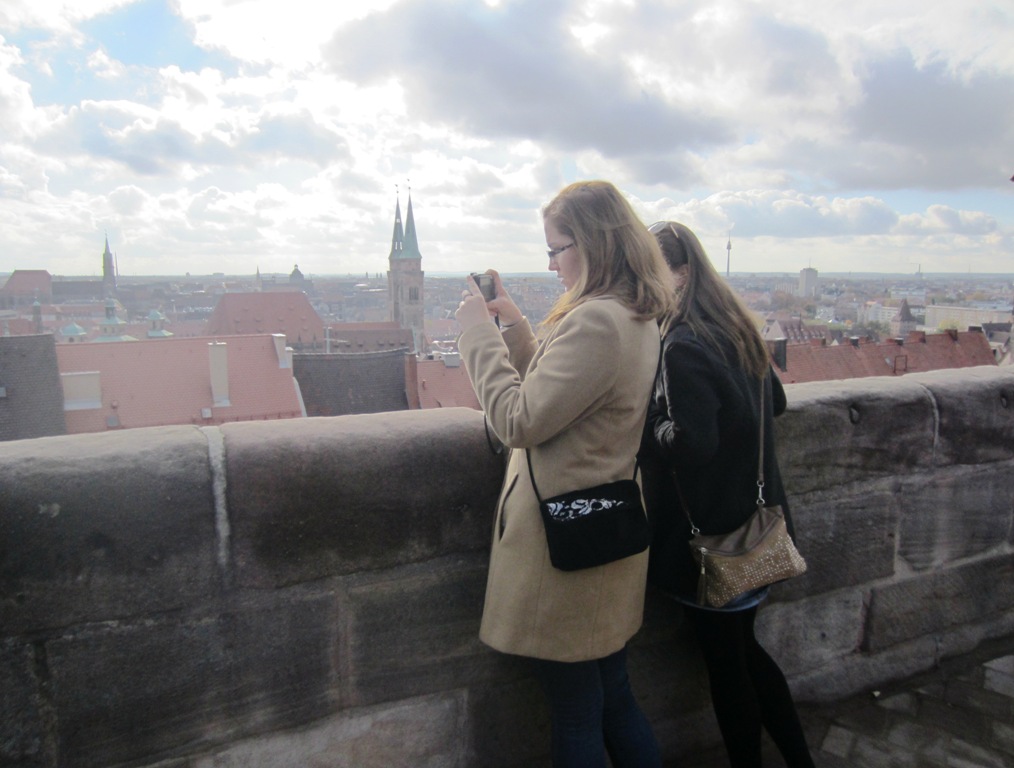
[542,181,673,327]
[652,221,770,379]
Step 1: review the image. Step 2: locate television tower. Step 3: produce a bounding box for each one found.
[725,230,732,278]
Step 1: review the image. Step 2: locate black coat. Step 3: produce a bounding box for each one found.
[639,322,791,598]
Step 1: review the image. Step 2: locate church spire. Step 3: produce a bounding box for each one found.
[388,187,406,260]
[402,187,423,261]
[390,184,422,261]
[102,233,117,298]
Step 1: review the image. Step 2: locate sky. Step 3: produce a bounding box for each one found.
[0,0,1012,279]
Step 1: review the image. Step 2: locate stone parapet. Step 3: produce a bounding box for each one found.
[2,367,1014,767]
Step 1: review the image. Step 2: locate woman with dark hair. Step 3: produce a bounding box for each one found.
[455,181,672,768]
[641,220,815,767]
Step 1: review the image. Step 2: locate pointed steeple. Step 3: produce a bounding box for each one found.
[389,189,406,259]
[401,190,423,261]
[102,235,114,274]
[102,233,117,297]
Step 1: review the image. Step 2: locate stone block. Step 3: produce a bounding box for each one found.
[897,465,1014,571]
[224,409,503,588]
[865,554,1014,652]
[777,378,935,495]
[775,488,899,600]
[756,589,866,677]
[192,693,464,768]
[342,554,510,707]
[0,640,48,767]
[464,677,551,768]
[909,367,1014,467]
[0,426,218,635]
[46,592,337,768]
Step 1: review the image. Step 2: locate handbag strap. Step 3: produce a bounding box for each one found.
[756,375,767,508]
[676,373,769,533]
[526,343,659,504]
[526,448,639,505]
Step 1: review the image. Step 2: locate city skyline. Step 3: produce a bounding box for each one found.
[0,0,1011,278]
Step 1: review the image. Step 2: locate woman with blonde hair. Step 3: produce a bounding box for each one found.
[456,181,671,767]
[640,221,815,767]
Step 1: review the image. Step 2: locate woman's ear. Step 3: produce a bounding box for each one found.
[673,264,689,289]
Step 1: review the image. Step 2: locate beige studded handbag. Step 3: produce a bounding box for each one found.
[677,377,807,608]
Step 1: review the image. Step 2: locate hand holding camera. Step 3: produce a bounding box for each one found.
[458,269,523,332]
[470,272,497,302]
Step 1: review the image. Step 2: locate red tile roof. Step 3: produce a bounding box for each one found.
[0,270,52,298]
[774,329,997,384]
[55,334,304,433]
[204,292,325,347]
[325,322,413,353]
[416,355,480,409]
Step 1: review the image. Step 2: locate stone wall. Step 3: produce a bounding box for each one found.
[2,366,1014,767]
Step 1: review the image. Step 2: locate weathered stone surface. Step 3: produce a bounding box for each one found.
[756,589,866,676]
[0,640,48,767]
[775,487,899,599]
[0,426,217,634]
[464,677,551,768]
[630,629,712,726]
[897,464,1014,571]
[909,367,1014,467]
[342,554,510,707]
[794,611,1014,704]
[0,371,1012,768]
[865,554,1014,652]
[776,377,935,495]
[46,592,337,768]
[192,693,464,768]
[224,409,503,587]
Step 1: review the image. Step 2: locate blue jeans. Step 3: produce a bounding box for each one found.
[532,646,661,768]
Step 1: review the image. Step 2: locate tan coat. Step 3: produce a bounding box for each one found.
[458,297,659,662]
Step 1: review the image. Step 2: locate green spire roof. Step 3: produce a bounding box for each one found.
[389,193,422,261]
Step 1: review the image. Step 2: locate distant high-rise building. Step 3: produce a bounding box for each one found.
[387,190,425,353]
[798,267,818,299]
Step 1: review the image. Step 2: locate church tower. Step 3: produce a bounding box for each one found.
[387,189,425,353]
[101,235,117,299]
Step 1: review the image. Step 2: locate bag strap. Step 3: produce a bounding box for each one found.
[756,375,767,508]
[525,342,659,504]
[525,449,544,504]
[526,448,639,505]
[483,413,505,456]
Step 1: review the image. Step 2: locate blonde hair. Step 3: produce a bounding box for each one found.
[653,221,770,379]
[541,181,673,328]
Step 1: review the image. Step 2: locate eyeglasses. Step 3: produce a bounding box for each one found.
[547,242,576,260]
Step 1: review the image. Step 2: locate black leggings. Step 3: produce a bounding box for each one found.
[685,605,815,768]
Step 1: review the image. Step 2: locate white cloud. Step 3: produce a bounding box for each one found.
[0,0,1011,276]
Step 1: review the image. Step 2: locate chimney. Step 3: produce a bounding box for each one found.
[908,330,926,344]
[209,342,230,407]
[272,333,291,369]
[893,338,904,346]
[769,338,788,371]
[946,328,959,341]
[850,336,860,347]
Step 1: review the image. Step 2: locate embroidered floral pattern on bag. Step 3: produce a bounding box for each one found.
[545,497,626,521]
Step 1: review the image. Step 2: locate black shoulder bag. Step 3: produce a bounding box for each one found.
[526,450,650,572]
